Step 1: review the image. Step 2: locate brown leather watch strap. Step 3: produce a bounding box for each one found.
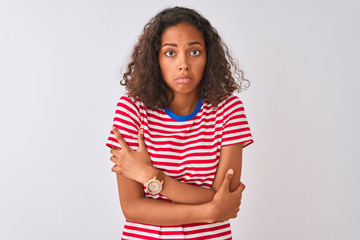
[156,170,165,183]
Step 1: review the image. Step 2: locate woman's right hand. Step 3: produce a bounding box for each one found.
[208,169,245,222]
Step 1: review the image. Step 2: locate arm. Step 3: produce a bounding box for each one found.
[116,173,209,225]
[142,143,243,204]
[115,166,243,226]
[110,128,245,225]
[110,127,243,204]
[212,143,243,192]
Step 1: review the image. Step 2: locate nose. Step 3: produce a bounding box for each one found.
[179,65,190,71]
[178,54,190,71]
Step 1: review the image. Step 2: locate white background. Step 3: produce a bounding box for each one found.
[1,0,359,239]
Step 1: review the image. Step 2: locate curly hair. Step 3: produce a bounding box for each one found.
[121,6,249,109]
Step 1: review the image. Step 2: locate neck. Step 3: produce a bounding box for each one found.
[168,93,199,116]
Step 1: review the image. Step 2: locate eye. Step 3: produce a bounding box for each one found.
[165,50,175,57]
[190,50,200,56]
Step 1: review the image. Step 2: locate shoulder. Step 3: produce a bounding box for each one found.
[116,93,146,114]
[220,94,243,107]
[118,93,141,106]
[204,94,244,112]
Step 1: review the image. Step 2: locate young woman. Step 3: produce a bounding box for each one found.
[106,6,253,239]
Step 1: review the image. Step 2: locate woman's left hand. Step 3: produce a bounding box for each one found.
[110,127,156,184]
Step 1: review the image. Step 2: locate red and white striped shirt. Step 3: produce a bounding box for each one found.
[106,94,253,239]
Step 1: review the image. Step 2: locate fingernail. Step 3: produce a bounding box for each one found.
[140,129,144,134]
[112,126,116,130]
[228,169,234,175]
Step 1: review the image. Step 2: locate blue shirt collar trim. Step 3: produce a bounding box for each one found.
[165,98,203,121]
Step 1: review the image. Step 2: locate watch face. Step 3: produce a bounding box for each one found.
[147,180,162,194]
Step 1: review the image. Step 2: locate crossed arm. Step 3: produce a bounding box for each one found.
[110,127,245,225]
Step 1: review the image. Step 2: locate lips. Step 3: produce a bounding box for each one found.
[176,76,192,84]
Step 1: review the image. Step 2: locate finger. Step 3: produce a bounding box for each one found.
[112,126,131,151]
[111,165,121,173]
[137,129,146,151]
[219,169,234,192]
[110,155,120,165]
[240,181,245,190]
[110,148,123,158]
[110,148,118,156]
[233,181,246,197]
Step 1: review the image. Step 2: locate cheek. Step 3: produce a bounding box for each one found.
[158,58,172,78]
[194,58,207,78]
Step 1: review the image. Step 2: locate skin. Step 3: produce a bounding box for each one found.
[109,23,245,225]
[158,22,207,116]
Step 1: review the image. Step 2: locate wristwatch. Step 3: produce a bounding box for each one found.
[145,170,165,195]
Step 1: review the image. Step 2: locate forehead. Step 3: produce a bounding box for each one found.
[160,23,205,44]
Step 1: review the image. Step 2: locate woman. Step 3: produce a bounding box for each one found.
[106,6,253,239]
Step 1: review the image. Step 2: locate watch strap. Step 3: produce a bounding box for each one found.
[156,170,165,183]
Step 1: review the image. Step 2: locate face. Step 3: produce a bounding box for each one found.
[158,22,207,99]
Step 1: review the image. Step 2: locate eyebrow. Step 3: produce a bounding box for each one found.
[161,41,203,48]
[188,41,203,46]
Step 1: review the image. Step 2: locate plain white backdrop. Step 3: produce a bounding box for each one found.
[1,0,359,239]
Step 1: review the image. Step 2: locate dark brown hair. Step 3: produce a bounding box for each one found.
[121,6,249,109]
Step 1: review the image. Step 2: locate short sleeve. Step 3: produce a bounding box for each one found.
[106,95,141,150]
[221,95,254,147]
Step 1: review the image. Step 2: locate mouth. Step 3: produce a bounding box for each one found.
[175,76,192,84]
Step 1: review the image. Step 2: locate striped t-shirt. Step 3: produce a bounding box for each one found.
[106,94,253,239]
